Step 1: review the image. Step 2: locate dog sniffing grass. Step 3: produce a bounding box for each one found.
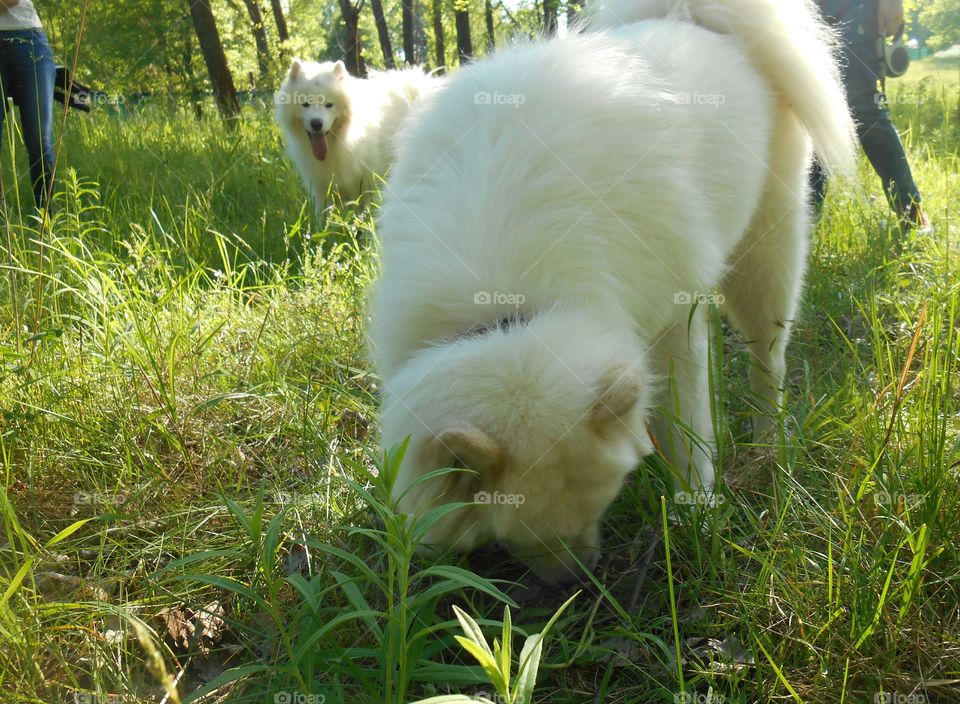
[371,0,856,584]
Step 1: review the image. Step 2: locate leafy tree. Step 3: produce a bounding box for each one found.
[39,0,194,96]
[916,0,960,50]
[371,0,398,68]
[337,0,367,75]
[188,0,242,122]
[269,0,290,43]
[35,0,542,104]
[233,0,272,84]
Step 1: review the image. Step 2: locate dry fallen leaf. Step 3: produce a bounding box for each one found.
[195,601,226,655]
[158,600,227,656]
[157,605,195,650]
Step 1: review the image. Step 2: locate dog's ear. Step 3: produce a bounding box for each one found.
[289,58,303,78]
[333,60,347,79]
[436,421,502,474]
[590,367,641,429]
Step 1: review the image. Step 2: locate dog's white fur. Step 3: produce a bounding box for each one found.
[275,59,437,206]
[370,0,855,582]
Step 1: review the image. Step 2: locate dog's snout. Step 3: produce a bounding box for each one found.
[309,118,324,132]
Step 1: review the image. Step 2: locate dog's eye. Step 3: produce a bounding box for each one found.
[300,102,309,108]
[449,455,466,469]
[325,102,334,109]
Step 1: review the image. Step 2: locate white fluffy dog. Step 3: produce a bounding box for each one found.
[275,59,437,206]
[369,0,855,582]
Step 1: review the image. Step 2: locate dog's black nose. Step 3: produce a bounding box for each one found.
[309,118,324,132]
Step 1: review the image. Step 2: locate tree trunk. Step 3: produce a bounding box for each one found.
[543,0,558,35]
[454,5,472,63]
[402,0,416,64]
[371,0,397,68]
[415,0,430,64]
[188,0,241,124]
[239,0,271,82]
[484,0,495,51]
[182,29,204,120]
[432,0,446,72]
[269,0,289,42]
[566,0,581,27]
[337,0,367,76]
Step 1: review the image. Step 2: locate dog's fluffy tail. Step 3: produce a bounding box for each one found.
[588,0,856,175]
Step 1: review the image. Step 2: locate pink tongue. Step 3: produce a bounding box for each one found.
[310,132,328,161]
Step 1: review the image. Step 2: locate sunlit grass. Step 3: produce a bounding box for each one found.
[0,58,957,703]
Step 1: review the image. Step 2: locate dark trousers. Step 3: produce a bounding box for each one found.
[0,28,56,208]
[812,2,921,215]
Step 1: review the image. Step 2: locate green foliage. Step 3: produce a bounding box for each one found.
[411,594,579,704]
[34,0,557,100]
[916,0,960,50]
[37,0,329,96]
[40,0,211,96]
[153,445,515,703]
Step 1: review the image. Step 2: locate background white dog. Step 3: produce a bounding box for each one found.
[275,59,437,207]
[370,0,855,583]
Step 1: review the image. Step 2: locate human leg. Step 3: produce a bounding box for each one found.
[1,30,56,207]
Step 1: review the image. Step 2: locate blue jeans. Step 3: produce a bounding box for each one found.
[811,2,921,217]
[0,28,56,208]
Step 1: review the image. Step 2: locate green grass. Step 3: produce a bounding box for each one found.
[1,59,958,703]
